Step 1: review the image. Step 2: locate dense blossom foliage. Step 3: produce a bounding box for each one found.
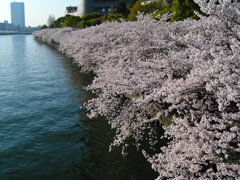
[33,0,240,179]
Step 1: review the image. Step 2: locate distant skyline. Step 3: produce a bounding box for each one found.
[0,0,80,27]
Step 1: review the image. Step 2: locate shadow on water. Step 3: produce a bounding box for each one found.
[72,116,164,180]
[33,39,162,179]
[39,39,161,180]
[34,37,165,180]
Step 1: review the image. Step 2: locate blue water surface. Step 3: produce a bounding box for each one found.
[0,35,157,180]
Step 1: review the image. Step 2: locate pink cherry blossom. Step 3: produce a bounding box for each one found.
[33,0,240,179]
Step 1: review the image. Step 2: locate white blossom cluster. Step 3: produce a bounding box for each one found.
[33,0,239,179]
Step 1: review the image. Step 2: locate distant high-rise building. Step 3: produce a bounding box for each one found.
[11,2,25,29]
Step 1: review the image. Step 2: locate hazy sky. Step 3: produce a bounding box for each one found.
[0,0,80,27]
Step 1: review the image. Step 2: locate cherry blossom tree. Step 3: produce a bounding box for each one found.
[33,0,240,179]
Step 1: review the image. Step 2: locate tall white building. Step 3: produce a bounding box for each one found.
[11,2,25,29]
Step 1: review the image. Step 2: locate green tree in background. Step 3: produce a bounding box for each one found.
[79,18,102,28]
[53,16,66,28]
[128,0,166,21]
[81,13,102,21]
[62,15,82,28]
[79,13,103,28]
[40,24,48,29]
[170,0,201,21]
[106,14,125,22]
[50,13,103,29]
[152,0,202,21]
[116,0,130,17]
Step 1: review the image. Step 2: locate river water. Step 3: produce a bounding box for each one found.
[0,35,157,180]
